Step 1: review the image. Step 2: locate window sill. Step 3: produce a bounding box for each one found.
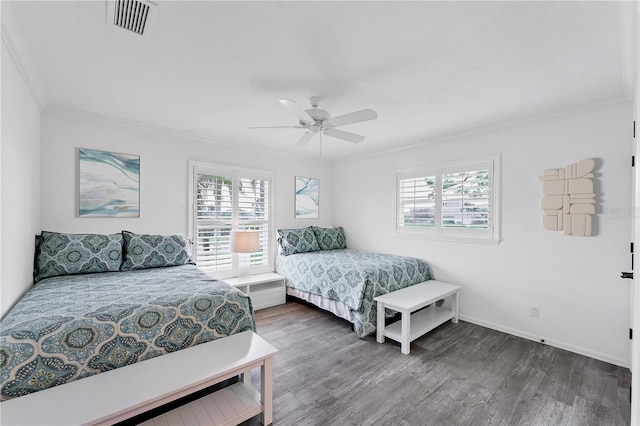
[395,232,501,245]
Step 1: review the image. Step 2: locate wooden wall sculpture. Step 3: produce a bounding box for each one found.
[539,158,595,236]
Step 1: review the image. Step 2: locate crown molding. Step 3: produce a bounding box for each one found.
[45,104,334,164]
[337,97,633,164]
[1,2,48,110]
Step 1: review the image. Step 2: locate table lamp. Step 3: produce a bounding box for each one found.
[230,230,259,281]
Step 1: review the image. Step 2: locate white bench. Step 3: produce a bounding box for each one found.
[0,331,277,426]
[374,280,460,354]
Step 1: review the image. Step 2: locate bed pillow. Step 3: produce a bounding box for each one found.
[312,226,346,250]
[121,231,193,270]
[35,231,124,281]
[277,227,320,256]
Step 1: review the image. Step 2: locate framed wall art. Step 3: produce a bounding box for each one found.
[295,176,319,219]
[539,158,595,236]
[78,148,140,217]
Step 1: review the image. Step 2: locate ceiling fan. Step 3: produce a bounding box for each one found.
[251,97,378,146]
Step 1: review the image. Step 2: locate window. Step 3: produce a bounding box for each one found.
[396,156,500,243]
[189,162,273,278]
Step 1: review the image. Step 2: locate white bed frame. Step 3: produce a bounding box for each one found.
[287,286,354,323]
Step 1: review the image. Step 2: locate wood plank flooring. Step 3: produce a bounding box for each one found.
[241,301,631,426]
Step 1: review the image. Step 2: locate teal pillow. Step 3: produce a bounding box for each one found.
[277,227,320,256]
[312,227,346,250]
[121,231,193,270]
[35,231,123,281]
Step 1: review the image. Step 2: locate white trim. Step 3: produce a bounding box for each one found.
[188,161,274,279]
[394,154,501,244]
[47,104,324,161]
[1,2,48,110]
[191,161,273,182]
[395,154,500,177]
[336,99,632,164]
[395,233,501,246]
[459,314,630,369]
[631,2,640,424]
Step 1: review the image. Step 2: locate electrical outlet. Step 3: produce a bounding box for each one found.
[530,305,540,318]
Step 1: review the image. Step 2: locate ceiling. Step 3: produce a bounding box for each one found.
[6,1,635,160]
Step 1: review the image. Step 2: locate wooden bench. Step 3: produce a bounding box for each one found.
[1,331,277,426]
[374,280,460,354]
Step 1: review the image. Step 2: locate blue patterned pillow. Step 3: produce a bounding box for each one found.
[277,227,320,256]
[312,227,346,250]
[35,231,124,281]
[121,231,193,270]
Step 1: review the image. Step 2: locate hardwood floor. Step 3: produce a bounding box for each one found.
[243,301,631,426]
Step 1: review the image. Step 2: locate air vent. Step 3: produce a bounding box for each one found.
[107,0,157,36]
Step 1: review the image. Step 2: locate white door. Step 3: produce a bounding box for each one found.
[632,4,640,423]
[633,125,639,426]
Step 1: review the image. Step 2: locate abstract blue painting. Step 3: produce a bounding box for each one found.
[295,176,319,219]
[78,148,140,217]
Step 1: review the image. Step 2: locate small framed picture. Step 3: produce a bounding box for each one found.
[295,176,319,219]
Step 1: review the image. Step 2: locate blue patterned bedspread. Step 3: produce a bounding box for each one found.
[276,249,433,337]
[0,265,255,401]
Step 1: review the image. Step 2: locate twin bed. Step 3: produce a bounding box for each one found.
[275,226,433,338]
[1,227,432,404]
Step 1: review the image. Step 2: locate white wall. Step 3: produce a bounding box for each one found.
[13,93,634,367]
[40,105,333,240]
[1,40,41,317]
[334,102,633,367]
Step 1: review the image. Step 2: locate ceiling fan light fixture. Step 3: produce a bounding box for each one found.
[308,96,322,108]
[255,97,377,145]
[304,108,330,122]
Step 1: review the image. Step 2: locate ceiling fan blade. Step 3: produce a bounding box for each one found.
[324,127,365,144]
[296,132,314,147]
[249,126,306,129]
[326,108,377,127]
[278,99,314,124]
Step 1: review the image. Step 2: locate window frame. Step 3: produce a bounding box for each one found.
[188,161,275,278]
[394,155,501,244]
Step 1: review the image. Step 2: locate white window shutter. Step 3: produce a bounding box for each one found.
[396,156,499,243]
[192,166,273,277]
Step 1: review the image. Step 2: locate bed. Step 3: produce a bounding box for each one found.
[275,227,433,337]
[0,231,255,401]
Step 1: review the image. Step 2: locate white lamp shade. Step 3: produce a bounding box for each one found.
[230,230,260,253]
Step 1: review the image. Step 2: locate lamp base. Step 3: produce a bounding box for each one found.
[237,253,252,283]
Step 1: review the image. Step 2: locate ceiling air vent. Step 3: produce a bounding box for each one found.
[106,0,157,36]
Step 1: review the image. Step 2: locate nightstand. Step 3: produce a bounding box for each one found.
[225,272,286,310]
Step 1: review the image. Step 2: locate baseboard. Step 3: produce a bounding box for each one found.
[458,314,630,369]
